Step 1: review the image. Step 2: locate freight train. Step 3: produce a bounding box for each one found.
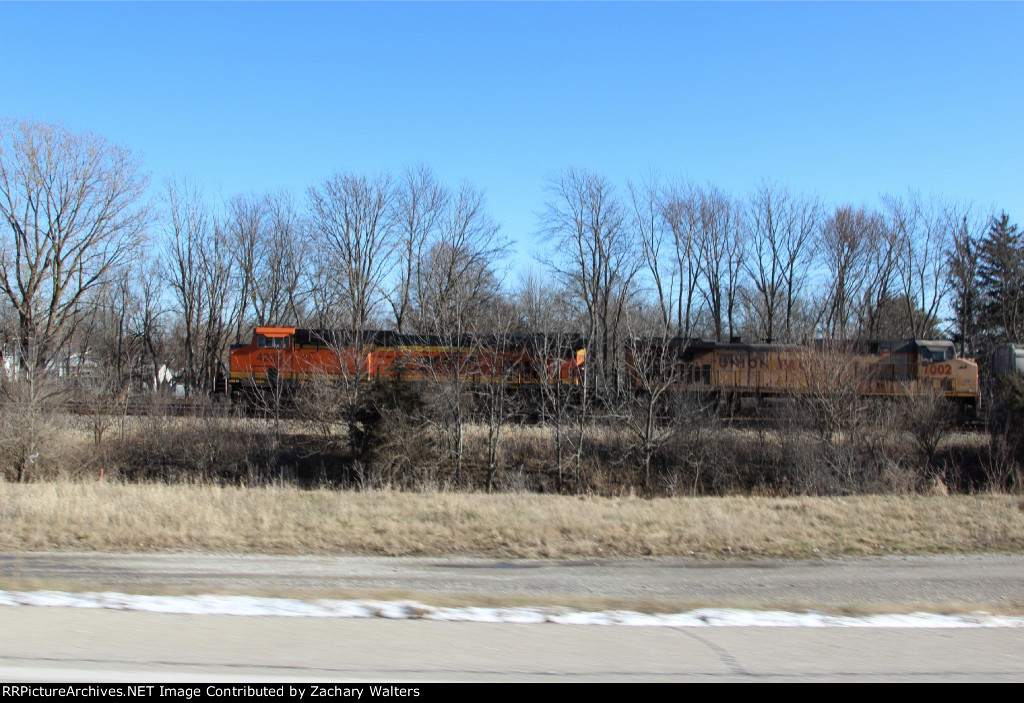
[228,326,586,394]
[993,343,1024,377]
[625,337,980,410]
[228,326,981,409]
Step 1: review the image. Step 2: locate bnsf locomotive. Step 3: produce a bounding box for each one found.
[229,326,980,409]
[228,326,586,395]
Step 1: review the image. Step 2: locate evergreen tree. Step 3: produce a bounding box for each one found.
[976,212,1024,354]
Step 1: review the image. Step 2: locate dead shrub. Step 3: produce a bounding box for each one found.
[0,373,88,481]
[112,396,282,484]
[898,385,956,486]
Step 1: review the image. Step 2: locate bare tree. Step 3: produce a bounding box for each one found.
[856,214,902,339]
[0,119,149,481]
[261,194,309,324]
[819,206,885,342]
[744,182,820,343]
[288,329,381,480]
[789,343,877,494]
[632,177,738,341]
[162,179,237,394]
[508,271,585,492]
[629,174,675,335]
[228,192,308,340]
[411,183,506,333]
[0,118,150,371]
[619,329,687,492]
[163,178,205,392]
[885,192,960,339]
[134,258,169,392]
[0,364,67,482]
[475,320,526,493]
[510,267,571,333]
[543,168,640,397]
[410,183,507,487]
[226,194,265,341]
[527,328,584,492]
[389,164,448,333]
[660,182,703,339]
[77,255,169,394]
[794,343,870,442]
[693,185,744,342]
[76,268,140,385]
[308,172,394,332]
[306,244,346,330]
[947,213,983,357]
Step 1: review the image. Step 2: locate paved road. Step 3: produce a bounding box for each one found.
[2,552,1023,682]
[2,552,1023,610]
[2,606,1024,682]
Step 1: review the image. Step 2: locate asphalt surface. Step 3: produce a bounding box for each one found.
[2,552,1024,682]
[2,551,1023,611]
[3,606,1024,682]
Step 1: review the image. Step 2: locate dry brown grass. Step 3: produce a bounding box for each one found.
[1,479,1022,558]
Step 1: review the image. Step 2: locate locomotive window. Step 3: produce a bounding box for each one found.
[257,335,291,350]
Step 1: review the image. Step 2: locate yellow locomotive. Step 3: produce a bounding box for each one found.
[627,338,980,409]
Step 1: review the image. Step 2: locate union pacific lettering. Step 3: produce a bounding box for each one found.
[716,354,805,371]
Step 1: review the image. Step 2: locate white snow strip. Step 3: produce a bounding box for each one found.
[1,589,1022,628]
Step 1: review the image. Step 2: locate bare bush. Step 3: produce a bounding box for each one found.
[368,402,437,490]
[0,370,75,482]
[113,396,279,484]
[658,393,725,496]
[899,384,956,485]
[983,375,1024,492]
[618,336,685,493]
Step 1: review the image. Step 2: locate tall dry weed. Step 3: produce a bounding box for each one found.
[2,480,1024,557]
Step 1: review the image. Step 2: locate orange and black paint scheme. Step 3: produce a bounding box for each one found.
[228,326,587,396]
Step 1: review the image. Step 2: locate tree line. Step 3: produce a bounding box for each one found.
[3,118,1021,393]
[1,117,1022,492]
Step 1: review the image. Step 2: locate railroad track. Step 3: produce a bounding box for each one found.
[59,396,990,433]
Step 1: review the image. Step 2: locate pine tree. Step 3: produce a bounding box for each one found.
[975,212,1024,357]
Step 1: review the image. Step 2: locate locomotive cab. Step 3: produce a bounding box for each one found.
[228,326,298,394]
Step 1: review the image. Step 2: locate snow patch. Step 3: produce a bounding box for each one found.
[1,589,1022,628]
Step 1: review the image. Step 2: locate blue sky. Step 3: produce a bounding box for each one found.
[1,2,1021,273]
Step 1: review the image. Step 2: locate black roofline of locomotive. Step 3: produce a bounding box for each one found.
[624,336,960,357]
[291,328,588,355]
[277,328,960,359]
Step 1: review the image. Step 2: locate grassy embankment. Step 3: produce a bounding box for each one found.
[2,479,1022,558]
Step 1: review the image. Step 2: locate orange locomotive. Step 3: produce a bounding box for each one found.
[228,326,586,395]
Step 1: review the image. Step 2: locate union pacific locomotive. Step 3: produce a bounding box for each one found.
[625,337,980,409]
[229,326,980,409]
